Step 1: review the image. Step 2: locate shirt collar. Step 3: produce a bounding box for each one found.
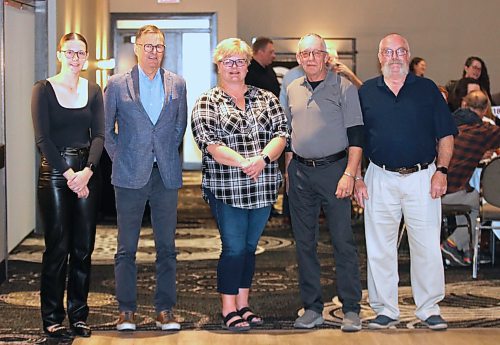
[300,70,338,87]
[376,71,415,87]
[138,65,161,83]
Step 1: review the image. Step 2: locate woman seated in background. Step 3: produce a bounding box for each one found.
[31,32,104,338]
[191,38,287,332]
[409,57,426,77]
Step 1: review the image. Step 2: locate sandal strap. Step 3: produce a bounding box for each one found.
[72,321,90,329]
[237,307,253,316]
[47,324,66,332]
[227,318,247,328]
[222,311,240,325]
[238,307,261,321]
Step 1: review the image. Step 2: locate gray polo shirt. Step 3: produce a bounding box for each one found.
[283,70,363,158]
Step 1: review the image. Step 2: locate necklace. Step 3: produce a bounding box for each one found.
[222,88,246,105]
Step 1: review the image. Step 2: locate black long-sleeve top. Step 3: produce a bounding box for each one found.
[31,80,105,172]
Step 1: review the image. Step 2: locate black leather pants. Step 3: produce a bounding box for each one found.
[38,148,101,328]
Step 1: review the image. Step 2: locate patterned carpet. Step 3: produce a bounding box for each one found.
[1,172,499,344]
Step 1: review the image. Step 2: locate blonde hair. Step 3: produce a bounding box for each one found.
[135,25,165,42]
[213,38,252,64]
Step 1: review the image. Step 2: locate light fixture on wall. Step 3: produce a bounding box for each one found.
[95,59,115,89]
[97,58,116,70]
[157,0,181,3]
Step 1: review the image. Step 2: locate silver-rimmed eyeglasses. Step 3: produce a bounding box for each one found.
[61,50,87,60]
[380,47,408,58]
[298,50,327,59]
[220,59,247,68]
[136,43,166,53]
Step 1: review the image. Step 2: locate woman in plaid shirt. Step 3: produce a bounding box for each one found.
[191,38,287,332]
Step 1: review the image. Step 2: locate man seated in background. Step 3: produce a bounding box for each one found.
[441,90,500,266]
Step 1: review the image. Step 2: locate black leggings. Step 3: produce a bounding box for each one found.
[38,148,100,328]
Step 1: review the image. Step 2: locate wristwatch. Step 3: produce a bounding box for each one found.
[436,166,448,175]
[261,154,271,165]
[86,163,96,172]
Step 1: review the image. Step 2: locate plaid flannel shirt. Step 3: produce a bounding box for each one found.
[447,122,500,194]
[191,86,288,209]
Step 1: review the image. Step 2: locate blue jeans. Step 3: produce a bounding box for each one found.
[205,189,271,295]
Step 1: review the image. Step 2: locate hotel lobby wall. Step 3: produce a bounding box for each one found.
[236,0,500,93]
[108,0,237,41]
[55,0,108,84]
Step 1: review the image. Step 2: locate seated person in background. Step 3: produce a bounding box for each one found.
[410,57,426,77]
[441,90,500,266]
[447,77,481,112]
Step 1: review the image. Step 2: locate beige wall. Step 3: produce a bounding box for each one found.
[237,0,500,92]
[5,5,36,251]
[109,0,237,41]
[56,0,109,83]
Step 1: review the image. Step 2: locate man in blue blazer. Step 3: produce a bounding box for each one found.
[104,25,187,332]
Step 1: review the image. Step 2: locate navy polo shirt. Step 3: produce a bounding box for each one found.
[358,73,457,169]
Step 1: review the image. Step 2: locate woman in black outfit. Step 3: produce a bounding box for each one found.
[31,33,104,338]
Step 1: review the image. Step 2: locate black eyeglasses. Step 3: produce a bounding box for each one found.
[298,50,327,59]
[220,59,247,68]
[61,50,87,59]
[136,43,166,53]
[380,47,408,58]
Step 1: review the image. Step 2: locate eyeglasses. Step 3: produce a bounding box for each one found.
[136,43,166,53]
[298,50,327,59]
[61,50,87,60]
[380,47,408,58]
[220,59,247,68]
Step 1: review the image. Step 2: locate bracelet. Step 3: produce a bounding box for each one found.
[355,175,363,181]
[343,171,355,179]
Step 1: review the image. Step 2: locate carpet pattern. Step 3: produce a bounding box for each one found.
[0,172,499,344]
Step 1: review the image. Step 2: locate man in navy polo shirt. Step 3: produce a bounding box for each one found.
[355,33,457,330]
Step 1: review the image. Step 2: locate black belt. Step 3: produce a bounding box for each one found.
[58,147,89,156]
[293,150,347,167]
[373,161,432,175]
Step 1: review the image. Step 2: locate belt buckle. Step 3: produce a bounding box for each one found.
[397,167,411,175]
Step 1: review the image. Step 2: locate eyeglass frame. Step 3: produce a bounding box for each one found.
[379,47,409,58]
[219,58,248,68]
[298,50,328,59]
[135,43,166,53]
[60,50,88,60]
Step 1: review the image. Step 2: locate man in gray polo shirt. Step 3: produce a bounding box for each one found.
[282,33,364,332]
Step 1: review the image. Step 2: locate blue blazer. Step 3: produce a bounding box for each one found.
[104,65,187,189]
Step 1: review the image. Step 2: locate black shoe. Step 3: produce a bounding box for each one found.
[44,323,68,338]
[71,321,92,337]
[479,252,492,264]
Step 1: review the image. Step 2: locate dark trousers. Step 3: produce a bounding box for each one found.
[114,167,178,313]
[205,189,271,294]
[288,157,361,314]
[38,148,100,328]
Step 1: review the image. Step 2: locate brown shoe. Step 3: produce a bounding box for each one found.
[156,310,181,331]
[117,311,136,331]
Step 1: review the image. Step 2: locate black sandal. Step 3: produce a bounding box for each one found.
[237,307,264,325]
[222,311,251,332]
[71,321,92,337]
[44,323,67,338]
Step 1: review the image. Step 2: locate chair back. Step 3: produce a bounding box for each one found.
[481,157,500,207]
